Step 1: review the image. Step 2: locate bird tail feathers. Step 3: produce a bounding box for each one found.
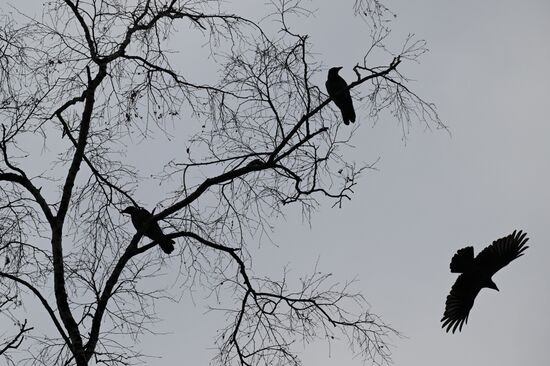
[341,109,356,125]
[159,238,175,254]
[450,246,474,273]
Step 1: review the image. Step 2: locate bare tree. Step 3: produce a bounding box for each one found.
[0,1,444,365]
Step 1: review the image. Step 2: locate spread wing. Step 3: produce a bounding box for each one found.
[441,272,482,333]
[449,246,474,273]
[474,230,529,276]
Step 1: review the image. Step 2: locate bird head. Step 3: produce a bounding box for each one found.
[121,206,138,215]
[486,278,499,291]
[328,66,343,77]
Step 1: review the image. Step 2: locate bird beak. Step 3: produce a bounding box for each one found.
[486,279,499,291]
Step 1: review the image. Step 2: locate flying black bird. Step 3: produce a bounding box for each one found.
[325,66,356,125]
[121,206,175,254]
[441,230,529,333]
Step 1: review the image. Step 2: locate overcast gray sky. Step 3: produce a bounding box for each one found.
[2,1,549,365]
[141,1,550,365]
[298,2,550,365]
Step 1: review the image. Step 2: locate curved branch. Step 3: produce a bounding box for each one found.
[122,54,246,99]
[62,0,97,60]
[0,272,72,352]
[0,173,55,225]
[56,66,106,222]
[84,234,141,361]
[50,66,108,364]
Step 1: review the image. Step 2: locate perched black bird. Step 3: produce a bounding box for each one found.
[325,66,356,125]
[441,230,529,333]
[121,206,175,254]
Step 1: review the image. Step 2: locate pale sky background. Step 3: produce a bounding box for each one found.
[1,1,549,366]
[151,1,550,365]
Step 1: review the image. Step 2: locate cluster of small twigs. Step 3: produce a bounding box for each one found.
[0,1,444,365]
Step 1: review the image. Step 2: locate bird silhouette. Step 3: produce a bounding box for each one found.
[441,230,529,333]
[121,206,175,254]
[325,66,356,125]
